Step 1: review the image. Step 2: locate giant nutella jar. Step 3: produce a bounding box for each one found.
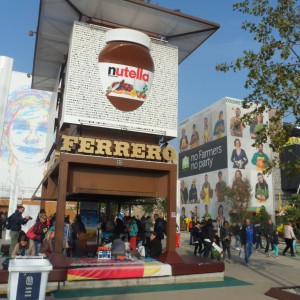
[98,28,154,112]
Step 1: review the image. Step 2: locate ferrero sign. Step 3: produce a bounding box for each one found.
[60,135,176,162]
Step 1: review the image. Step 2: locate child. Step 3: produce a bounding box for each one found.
[270,230,279,258]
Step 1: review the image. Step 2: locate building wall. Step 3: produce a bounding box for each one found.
[178,97,274,225]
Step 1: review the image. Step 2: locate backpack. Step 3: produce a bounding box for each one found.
[5,215,13,230]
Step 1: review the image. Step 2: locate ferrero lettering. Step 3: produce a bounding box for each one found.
[60,135,176,162]
[145,145,162,161]
[131,143,146,159]
[113,141,130,157]
[95,139,112,155]
[78,137,95,154]
[162,147,176,161]
[61,136,79,151]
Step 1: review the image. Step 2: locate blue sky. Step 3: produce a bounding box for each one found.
[0,0,257,126]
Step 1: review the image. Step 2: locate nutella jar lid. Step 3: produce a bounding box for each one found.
[106,28,151,49]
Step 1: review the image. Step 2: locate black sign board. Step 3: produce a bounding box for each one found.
[179,136,228,178]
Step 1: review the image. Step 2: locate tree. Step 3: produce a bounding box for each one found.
[140,197,167,216]
[285,193,300,224]
[216,0,300,172]
[253,205,271,228]
[225,177,252,223]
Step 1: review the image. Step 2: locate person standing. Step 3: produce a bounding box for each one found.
[128,217,138,251]
[189,217,197,245]
[282,222,296,257]
[153,214,165,240]
[233,222,241,251]
[292,223,299,253]
[8,206,31,257]
[264,219,274,255]
[33,213,48,255]
[254,221,264,251]
[241,219,255,266]
[270,230,279,258]
[71,214,87,257]
[192,221,202,256]
[220,221,232,263]
[203,219,214,258]
[143,216,151,247]
[63,216,73,257]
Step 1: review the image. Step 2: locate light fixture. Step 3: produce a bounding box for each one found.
[28,30,36,37]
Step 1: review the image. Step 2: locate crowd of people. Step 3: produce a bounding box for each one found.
[6,206,87,259]
[4,206,166,261]
[189,217,299,266]
[100,213,165,258]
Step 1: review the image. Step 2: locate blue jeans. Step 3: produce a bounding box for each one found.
[244,243,253,264]
[34,240,41,255]
[235,235,241,248]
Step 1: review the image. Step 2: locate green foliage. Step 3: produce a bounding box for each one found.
[216,0,300,173]
[285,194,300,223]
[141,197,167,216]
[285,206,300,223]
[252,206,271,227]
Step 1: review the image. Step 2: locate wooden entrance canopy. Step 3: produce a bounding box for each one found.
[35,152,177,267]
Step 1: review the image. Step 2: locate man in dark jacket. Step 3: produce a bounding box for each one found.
[254,221,264,251]
[192,221,203,256]
[264,219,274,254]
[154,214,165,240]
[241,219,256,266]
[9,206,31,257]
[203,219,214,258]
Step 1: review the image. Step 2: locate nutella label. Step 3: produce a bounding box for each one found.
[99,62,153,109]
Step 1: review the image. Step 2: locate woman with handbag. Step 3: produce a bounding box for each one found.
[33,213,48,255]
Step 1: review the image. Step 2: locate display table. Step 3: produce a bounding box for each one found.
[66,257,172,281]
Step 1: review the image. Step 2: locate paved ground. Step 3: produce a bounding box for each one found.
[3,231,300,300]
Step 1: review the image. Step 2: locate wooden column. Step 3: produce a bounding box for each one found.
[49,157,69,268]
[158,166,183,264]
